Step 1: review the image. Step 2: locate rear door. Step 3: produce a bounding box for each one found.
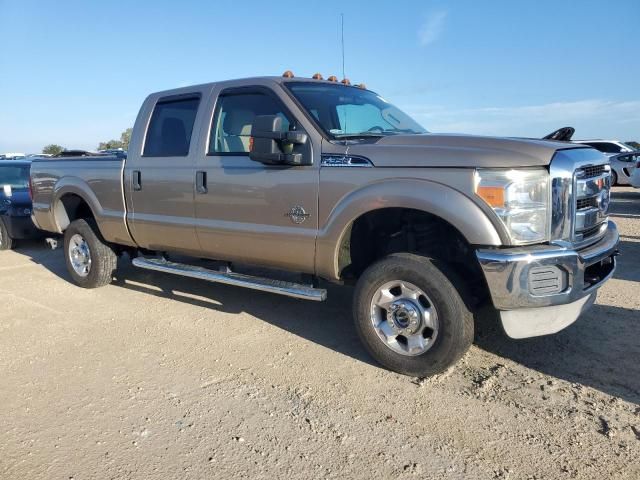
[193,84,320,273]
[125,92,204,255]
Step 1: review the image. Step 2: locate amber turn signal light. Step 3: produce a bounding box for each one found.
[476,186,505,207]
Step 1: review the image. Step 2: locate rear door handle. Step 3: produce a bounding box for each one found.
[133,170,142,191]
[196,171,208,194]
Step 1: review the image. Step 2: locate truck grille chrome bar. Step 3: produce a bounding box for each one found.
[573,170,610,244]
[550,149,611,248]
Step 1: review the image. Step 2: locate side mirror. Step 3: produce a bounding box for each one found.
[249,115,309,166]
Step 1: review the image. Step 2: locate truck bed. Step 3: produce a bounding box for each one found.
[30,155,135,246]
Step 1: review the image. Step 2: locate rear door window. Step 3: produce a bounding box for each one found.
[144,96,200,157]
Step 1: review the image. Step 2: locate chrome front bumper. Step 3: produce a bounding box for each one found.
[476,221,619,338]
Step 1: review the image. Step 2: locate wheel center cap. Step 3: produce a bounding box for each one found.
[387,300,421,335]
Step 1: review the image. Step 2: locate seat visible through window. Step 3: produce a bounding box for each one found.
[210,92,290,154]
[144,96,200,157]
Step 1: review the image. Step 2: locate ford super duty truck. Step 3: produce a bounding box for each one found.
[30,73,619,377]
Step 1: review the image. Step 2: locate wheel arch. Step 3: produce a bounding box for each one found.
[315,179,503,281]
[52,179,103,233]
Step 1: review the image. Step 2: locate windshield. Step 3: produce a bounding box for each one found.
[0,165,30,190]
[286,82,426,139]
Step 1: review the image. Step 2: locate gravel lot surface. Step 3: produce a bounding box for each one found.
[1,188,638,480]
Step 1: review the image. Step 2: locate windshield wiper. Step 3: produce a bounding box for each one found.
[333,133,386,139]
[334,129,422,139]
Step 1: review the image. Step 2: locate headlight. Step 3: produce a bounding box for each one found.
[475,169,550,245]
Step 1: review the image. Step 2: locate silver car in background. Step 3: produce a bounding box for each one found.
[629,154,640,188]
[574,140,638,185]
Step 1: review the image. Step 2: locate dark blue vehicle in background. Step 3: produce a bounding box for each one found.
[0,160,42,250]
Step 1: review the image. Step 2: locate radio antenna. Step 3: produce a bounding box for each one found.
[341,13,345,80]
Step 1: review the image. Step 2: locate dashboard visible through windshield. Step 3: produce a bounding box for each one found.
[286,82,426,139]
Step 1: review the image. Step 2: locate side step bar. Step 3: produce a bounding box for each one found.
[132,257,327,302]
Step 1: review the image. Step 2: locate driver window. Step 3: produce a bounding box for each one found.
[209,92,290,154]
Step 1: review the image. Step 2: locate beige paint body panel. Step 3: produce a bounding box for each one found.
[31,76,571,281]
[30,158,135,247]
[193,157,319,272]
[123,85,211,256]
[315,165,503,280]
[352,133,574,168]
[190,79,322,273]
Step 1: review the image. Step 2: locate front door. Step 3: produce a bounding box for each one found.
[194,87,319,273]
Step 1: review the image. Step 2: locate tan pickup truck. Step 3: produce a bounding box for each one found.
[30,73,619,376]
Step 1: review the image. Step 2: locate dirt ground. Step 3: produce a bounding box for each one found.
[0,188,638,480]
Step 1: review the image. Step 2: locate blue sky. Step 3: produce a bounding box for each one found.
[1,0,638,153]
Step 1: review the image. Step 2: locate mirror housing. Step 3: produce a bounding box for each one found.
[249,115,309,166]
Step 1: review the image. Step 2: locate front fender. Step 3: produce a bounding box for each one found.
[315,178,503,280]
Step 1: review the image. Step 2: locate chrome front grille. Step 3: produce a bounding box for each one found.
[550,149,611,248]
[576,197,598,210]
[573,165,610,245]
[579,164,606,179]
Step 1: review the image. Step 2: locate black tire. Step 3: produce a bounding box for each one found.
[353,253,474,377]
[0,218,13,251]
[611,170,618,186]
[64,219,117,288]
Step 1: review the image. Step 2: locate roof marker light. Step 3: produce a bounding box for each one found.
[341,78,351,85]
[312,73,323,80]
[327,75,338,82]
[282,70,294,78]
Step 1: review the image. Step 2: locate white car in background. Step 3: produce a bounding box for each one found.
[574,140,638,185]
[630,155,640,188]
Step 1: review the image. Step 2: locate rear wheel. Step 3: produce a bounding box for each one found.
[64,219,117,288]
[353,253,473,377]
[0,218,13,250]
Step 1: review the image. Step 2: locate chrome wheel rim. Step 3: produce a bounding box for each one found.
[68,234,91,277]
[369,280,439,356]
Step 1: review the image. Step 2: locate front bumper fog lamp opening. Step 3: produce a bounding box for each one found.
[528,265,568,296]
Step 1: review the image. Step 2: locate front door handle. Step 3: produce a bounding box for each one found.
[133,170,142,191]
[196,171,208,194]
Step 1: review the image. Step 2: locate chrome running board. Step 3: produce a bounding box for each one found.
[132,257,327,302]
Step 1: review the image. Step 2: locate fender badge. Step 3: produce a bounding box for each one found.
[286,206,310,224]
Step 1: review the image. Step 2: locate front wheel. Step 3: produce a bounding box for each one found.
[64,219,117,288]
[611,170,618,186]
[353,253,474,377]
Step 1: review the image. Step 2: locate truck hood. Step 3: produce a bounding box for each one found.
[342,133,588,168]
